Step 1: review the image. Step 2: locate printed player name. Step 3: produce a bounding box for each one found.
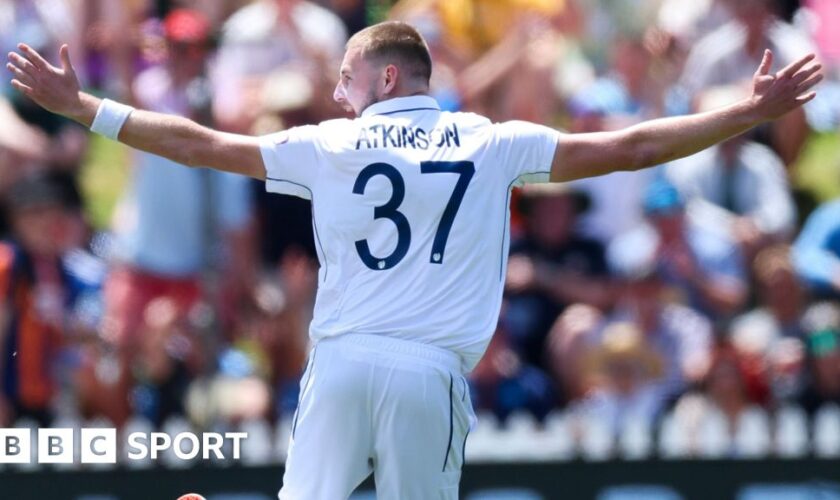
[356,124,460,150]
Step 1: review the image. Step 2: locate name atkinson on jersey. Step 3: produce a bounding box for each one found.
[355,123,460,150]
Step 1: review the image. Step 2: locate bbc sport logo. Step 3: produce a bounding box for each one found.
[0,428,247,464]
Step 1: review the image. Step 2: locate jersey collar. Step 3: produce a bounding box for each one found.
[360,95,441,118]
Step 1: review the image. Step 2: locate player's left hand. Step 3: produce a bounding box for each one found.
[750,49,822,121]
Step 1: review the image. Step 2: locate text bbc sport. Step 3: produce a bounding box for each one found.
[0,428,247,464]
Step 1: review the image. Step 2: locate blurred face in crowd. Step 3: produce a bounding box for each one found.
[759,263,802,320]
[610,39,651,93]
[11,204,68,257]
[162,9,211,84]
[334,47,383,117]
[527,195,576,248]
[726,0,773,38]
[167,40,208,83]
[650,210,684,242]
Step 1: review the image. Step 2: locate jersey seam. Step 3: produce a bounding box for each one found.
[291,344,319,440]
[499,179,517,281]
[374,107,440,116]
[499,171,552,280]
[442,374,455,472]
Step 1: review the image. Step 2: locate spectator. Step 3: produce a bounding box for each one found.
[392,0,566,121]
[0,0,834,455]
[792,198,840,299]
[79,0,148,96]
[0,97,48,237]
[0,175,76,426]
[803,0,840,67]
[571,0,662,69]
[244,250,316,416]
[766,336,807,404]
[2,2,89,218]
[656,0,733,47]
[545,303,603,406]
[730,245,808,402]
[326,0,367,35]
[249,69,319,266]
[211,0,346,267]
[679,0,817,165]
[574,322,666,437]
[101,10,254,424]
[579,34,665,124]
[567,47,661,245]
[798,302,840,415]
[731,245,806,345]
[666,88,797,258]
[469,326,555,422]
[504,183,611,367]
[671,344,771,457]
[0,0,83,98]
[606,217,714,406]
[211,0,348,132]
[131,297,202,427]
[609,177,748,323]
[106,9,254,350]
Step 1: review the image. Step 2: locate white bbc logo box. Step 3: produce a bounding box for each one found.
[0,428,116,464]
[0,428,31,464]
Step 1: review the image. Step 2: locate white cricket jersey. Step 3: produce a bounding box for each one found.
[260,96,559,372]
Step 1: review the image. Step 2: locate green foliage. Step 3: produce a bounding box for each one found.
[78,133,130,230]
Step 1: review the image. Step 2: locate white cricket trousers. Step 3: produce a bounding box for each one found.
[278,333,476,500]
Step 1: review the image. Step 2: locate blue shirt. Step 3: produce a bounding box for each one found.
[608,213,746,317]
[114,157,251,277]
[113,64,252,277]
[793,199,840,294]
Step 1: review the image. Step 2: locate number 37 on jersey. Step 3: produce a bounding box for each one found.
[353,161,475,271]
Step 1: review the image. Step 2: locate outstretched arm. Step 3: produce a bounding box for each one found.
[7,44,265,179]
[550,50,822,182]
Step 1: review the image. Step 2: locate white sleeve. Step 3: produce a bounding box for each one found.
[493,121,560,186]
[259,125,321,199]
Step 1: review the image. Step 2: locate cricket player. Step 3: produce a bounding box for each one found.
[7,21,821,500]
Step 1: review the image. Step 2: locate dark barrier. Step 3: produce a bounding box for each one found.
[1,460,839,500]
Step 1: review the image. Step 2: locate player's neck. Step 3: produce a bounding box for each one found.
[384,76,430,98]
[359,90,432,116]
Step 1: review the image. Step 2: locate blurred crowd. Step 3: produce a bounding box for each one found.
[1,0,840,459]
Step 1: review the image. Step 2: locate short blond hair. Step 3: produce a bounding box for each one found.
[346,21,432,83]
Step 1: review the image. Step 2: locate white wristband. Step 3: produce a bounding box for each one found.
[90,99,134,141]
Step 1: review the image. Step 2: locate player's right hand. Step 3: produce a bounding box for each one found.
[7,43,85,120]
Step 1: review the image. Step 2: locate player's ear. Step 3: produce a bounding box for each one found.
[383,64,399,95]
